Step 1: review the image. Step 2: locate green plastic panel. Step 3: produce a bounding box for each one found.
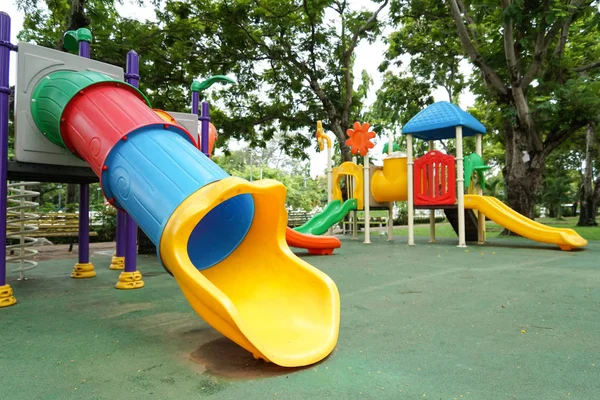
[294,199,358,235]
[31,70,150,148]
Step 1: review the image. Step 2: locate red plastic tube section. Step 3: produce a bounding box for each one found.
[60,82,193,176]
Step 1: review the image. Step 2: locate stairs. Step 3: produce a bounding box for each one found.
[444,208,479,242]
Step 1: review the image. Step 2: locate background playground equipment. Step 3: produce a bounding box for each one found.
[303,103,587,251]
[297,121,405,243]
[0,13,340,367]
[403,101,587,251]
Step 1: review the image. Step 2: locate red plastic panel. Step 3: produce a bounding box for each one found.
[285,227,341,255]
[61,82,193,176]
[413,150,456,206]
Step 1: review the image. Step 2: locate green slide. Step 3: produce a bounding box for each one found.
[294,199,358,235]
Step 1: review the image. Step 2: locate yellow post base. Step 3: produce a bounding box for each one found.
[115,271,144,290]
[109,256,125,270]
[0,284,17,308]
[71,263,96,279]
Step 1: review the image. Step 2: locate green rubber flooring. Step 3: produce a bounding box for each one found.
[1,235,599,399]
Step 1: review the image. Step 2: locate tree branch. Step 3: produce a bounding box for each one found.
[574,61,600,73]
[448,0,508,95]
[522,0,586,87]
[455,0,477,39]
[552,19,570,60]
[542,120,589,157]
[303,0,318,72]
[341,0,388,124]
[501,0,520,85]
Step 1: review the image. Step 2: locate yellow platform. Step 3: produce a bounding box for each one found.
[371,155,408,202]
[160,177,340,367]
[464,195,587,251]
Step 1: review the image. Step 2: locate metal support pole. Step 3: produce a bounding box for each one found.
[326,144,333,235]
[71,29,96,279]
[0,12,17,307]
[387,130,393,241]
[406,134,415,246]
[363,154,371,244]
[352,156,358,239]
[475,134,486,244]
[428,140,436,243]
[114,50,144,289]
[327,146,332,204]
[456,126,466,247]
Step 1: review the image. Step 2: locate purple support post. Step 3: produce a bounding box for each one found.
[124,213,137,273]
[116,211,126,256]
[200,102,210,157]
[79,39,90,58]
[0,13,11,289]
[71,32,96,278]
[191,91,200,116]
[124,50,139,274]
[78,185,90,263]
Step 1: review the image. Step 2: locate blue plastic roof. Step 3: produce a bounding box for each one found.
[402,101,486,140]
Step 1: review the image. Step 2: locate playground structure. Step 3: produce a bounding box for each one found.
[304,104,587,251]
[296,122,400,243]
[403,101,587,251]
[0,13,340,367]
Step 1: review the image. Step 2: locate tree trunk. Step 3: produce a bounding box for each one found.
[330,121,352,162]
[501,122,546,235]
[66,184,77,212]
[54,0,90,51]
[578,124,598,226]
[502,124,546,218]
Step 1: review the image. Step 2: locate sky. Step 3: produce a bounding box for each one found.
[2,0,475,177]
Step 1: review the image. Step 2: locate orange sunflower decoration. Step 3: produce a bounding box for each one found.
[345,121,376,156]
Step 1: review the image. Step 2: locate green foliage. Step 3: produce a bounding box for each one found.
[212,149,326,211]
[91,203,117,241]
[484,174,506,201]
[383,0,600,217]
[17,0,387,162]
[369,72,434,138]
[539,137,584,219]
[384,0,467,103]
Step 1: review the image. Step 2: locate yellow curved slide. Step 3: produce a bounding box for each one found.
[464,195,587,251]
[160,177,340,367]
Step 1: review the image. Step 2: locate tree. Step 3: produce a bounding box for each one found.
[578,123,600,226]
[166,0,389,161]
[369,72,434,138]
[540,147,580,219]
[385,0,600,219]
[17,0,390,162]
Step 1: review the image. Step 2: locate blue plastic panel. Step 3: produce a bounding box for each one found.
[403,101,486,140]
[187,194,254,270]
[102,125,229,244]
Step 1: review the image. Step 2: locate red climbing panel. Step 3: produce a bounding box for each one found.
[413,150,456,206]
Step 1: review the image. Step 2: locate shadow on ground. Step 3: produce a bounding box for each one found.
[189,336,311,379]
